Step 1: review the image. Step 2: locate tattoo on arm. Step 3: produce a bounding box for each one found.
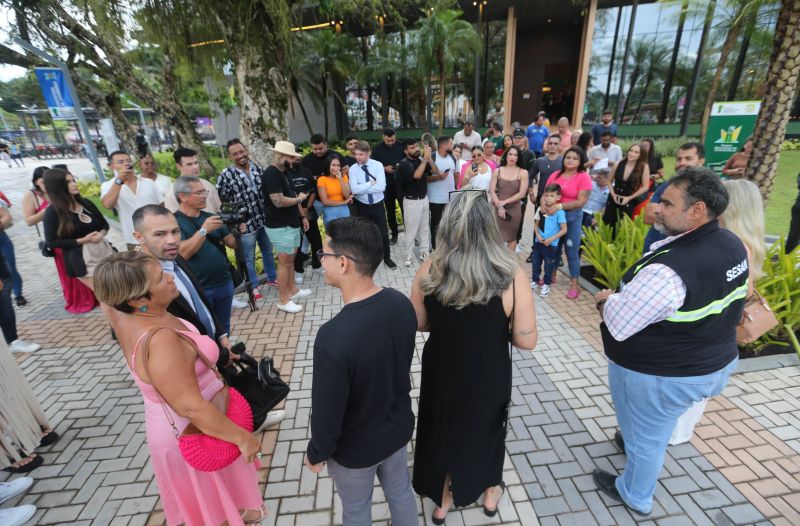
[269,193,284,207]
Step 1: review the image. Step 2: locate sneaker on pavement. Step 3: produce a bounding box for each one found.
[530,281,539,291]
[515,245,523,254]
[14,296,27,307]
[291,288,312,300]
[265,280,279,288]
[540,284,551,297]
[404,255,413,267]
[231,297,249,309]
[252,289,264,301]
[276,300,303,313]
[294,271,304,285]
[255,410,286,432]
[0,505,37,526]
[0,477,34,504]
[9,340,40,354]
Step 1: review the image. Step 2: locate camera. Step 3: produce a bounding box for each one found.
[218,203,249,229]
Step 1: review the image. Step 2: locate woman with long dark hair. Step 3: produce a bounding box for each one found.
[639,138,664,181]
[490,145,528,251]
[602,143,651,228]
[42,168,113,291]
[23,167,97,313]
[316,155,352,228]
[576,131,594,154]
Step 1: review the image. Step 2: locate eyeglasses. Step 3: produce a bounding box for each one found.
[316,249,361,263]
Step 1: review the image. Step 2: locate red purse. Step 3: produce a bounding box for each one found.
[140,327,253,472]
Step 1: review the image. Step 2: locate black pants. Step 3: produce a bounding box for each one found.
[0,278,17,343]
[385,175,401,238]
[355,200,391,260]
[787,194,800,254]
[429,202,446,249]
[294,210,323,272]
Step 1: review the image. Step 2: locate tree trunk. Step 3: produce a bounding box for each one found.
[700,26,740,142]
[604,6,623,111]
[439,57,446,135]
[681,0,715,136]
[727,30,751,101]
[233,58,288,167]
[659,0,688,123]
[745,0,800,201]
[620,65,641,121]
[616,0,639,121]
[631,70,653,123]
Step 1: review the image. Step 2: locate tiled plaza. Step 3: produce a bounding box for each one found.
[1,159,799,525]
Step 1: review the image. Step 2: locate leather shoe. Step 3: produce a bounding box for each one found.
[614,429,625,453]
[592,469,651,516]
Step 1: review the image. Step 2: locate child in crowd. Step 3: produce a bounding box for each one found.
[582,168,611,229]
[531,184,567,297]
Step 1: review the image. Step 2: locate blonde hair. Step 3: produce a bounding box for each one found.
[420,187,518,308]
[94,251,157,313]
[721,179,765,278]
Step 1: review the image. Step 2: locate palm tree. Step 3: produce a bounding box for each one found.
[699,0,778,141]
[619,38,654,121]
[745,0,800,200]
[631,40,671,123]
[416,2,479,134]
[659,0,689,123]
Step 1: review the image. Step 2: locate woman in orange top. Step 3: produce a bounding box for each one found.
[316,155,352,228]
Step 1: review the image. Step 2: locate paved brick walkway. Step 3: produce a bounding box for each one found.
[0,159,798,525]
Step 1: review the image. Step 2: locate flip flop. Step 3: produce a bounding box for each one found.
[39,430,60,448]
[2,453,43,474]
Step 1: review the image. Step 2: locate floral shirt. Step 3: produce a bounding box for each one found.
[216,162,267,233]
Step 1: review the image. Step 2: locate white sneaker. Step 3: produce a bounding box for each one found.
[515,244,523,253]
[0,505,36,526]
[291,288,312,300]
[530,281,539,291]
[276,300,303,313]
[255,410,286,433]
[0,477,34,504]
[540,284,550,297]
[9,340,40,354]
[404,255,413,267]
[294,271,304,285]
[231,297,248,309]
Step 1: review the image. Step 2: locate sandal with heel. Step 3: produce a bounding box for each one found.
[483,481,506,517]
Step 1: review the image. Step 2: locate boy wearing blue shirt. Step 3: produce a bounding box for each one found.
[531,184,567,297]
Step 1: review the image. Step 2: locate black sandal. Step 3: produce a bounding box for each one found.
[483,481,506,517]
[3,453,43,473]
[39,430,60,448]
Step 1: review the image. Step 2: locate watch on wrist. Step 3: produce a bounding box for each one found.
[198,228,207,237]
[114,178,124,185]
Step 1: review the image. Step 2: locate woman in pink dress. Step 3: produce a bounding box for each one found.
[22,167,97,313]
[94,251,266,526]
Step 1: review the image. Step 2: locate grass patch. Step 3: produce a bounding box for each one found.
[85,195,119,222]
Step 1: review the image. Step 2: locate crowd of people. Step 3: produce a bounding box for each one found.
[0,104,781,525]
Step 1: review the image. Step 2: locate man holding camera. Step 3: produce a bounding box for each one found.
[174,176,244,335]
[217,139,279,301]
[396,139,437,266]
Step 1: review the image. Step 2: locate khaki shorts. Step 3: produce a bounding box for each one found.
[266,227,301,255]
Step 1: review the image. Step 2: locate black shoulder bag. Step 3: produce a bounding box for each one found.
[32,191,54,257]
[220,349,291,431]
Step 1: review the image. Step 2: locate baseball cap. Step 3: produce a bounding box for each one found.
[513,128,525,137]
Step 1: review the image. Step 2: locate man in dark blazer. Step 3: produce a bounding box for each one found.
[132,204,286,430]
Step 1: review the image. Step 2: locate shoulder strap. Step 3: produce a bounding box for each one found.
[31,191,43,240]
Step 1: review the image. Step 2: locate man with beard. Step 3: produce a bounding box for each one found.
[371,129,405,245]
[429,136,456,248]
[396,139,438,266]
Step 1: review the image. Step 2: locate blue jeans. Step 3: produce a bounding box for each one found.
[239,226,277,287]
[0,232,22,298]
[563,209,583,278]
[531,242,558,285]
[609,358,738,513]
[202,280,235,335]
[322,204,351,229]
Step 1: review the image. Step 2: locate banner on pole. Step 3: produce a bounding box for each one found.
[34,67,77,120]
[704,101,760,175]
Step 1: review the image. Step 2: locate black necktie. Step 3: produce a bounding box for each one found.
[362,165,374,204]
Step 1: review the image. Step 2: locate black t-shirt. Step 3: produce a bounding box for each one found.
[371,142,405,179]
[517,148,535,171]
[262,165,300,228]
[648,155,664,176]
[286,165,316,207]
[343,155,358,167]
[530,155,563,206]
[306,288,417,468]
[396,156,429,199]
[302,151,345,178]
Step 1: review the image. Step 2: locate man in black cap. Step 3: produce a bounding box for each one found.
[371,129,405,245]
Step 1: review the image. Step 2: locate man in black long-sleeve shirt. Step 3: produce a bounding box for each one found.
[304,217,418,526]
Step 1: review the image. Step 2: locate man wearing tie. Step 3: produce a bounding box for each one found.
[349,141,398,269]
[131,204,286,431]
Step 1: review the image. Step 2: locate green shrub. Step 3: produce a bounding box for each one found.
[616,137,701,158]
[580,213,649,289]
[748,239,800,355]
[77,181,101,197]
[782,139,800,151]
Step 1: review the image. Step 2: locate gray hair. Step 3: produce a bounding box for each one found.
[174,175,201,203]
[420,187,519,308]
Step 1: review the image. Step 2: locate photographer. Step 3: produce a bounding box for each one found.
[174,176,245,335]
[217,139,278,302]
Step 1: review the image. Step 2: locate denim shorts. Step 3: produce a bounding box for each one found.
[265,226,301,254]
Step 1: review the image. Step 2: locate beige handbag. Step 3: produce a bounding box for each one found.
[736,292,778,344]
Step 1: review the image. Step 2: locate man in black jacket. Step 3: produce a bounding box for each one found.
[132,205,286,430]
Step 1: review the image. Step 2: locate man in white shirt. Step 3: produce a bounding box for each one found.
[453,121,482,161]
[138,154,172,199]
[429,136,456,248]
[163,147,221,214]
[349,141,397,269]
[100,150,163,250]
[587,131,623,171]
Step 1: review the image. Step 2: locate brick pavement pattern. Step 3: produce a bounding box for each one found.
[0,160,798,525]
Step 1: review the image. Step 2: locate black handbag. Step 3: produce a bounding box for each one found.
[221,352,290,430]
[31,191,55,257]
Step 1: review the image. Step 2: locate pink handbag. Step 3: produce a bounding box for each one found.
[141,327,253,472]
[736,292,779,344]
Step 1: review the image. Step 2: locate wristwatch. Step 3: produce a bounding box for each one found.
[198,228,207,237]
[114,178,124,185]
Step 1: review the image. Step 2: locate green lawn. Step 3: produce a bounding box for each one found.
[660,151,797,236]
[86,195,118,222]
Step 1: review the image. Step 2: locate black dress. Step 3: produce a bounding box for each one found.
[413,293,511,508]
[602,159,641,227]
